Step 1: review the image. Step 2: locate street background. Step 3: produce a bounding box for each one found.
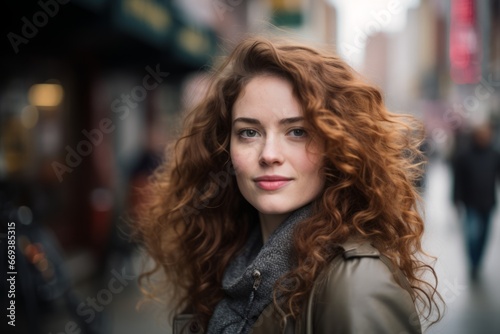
[1,0,499,333]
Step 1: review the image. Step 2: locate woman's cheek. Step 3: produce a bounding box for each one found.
[230,150,245,174]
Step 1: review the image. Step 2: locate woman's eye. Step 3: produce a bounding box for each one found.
[289,128,306,137]
[240,129,259,138]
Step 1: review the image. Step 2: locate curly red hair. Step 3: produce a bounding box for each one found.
[136,36,442,329]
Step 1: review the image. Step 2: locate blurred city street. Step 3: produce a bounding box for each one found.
[424,158,500,334]
[2,0,500,333]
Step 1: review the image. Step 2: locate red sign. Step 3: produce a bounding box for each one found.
[449,0,481,84]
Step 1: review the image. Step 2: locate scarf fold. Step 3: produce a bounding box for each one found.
[206,204,312,334]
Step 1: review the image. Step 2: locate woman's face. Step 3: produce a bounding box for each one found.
[230,75,325,219]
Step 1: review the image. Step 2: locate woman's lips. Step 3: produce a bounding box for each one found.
[254,176,292,191]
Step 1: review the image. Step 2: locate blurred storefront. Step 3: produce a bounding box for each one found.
[0,2,254,333]
[358,0,500,158]
[247,0,337,44]
[445,0,500,154]
[0,0,220,278]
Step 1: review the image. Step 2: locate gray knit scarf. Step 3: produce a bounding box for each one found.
[206,204,312,334]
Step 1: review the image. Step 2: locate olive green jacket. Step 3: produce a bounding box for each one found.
[173,241,422,334]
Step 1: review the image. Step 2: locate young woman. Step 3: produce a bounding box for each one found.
[137,36,442,333]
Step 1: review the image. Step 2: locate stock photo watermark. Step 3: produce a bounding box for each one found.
[340,0,402,57]
[50,64,169,182]
[440,277,467,304]
[47,267,135,334]
[7,0,71,54]
[4,222,17,327]
[181,163,237,219]
[429,74,500,153]
[212,0,243,21]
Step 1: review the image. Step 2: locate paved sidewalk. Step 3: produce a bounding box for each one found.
[424,159,500,334]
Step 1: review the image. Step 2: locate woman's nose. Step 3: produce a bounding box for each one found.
[259,137,284,166]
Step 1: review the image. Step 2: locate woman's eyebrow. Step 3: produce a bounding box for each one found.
[233,117,261,125]
[232,117,304,126]
[279,117,304,125]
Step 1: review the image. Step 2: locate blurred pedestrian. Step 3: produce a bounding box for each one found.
[136,36,442,333]
[452,123,500,280]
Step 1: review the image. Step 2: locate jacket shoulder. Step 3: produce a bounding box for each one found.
[307,240,421,334]
[338,239,380,258]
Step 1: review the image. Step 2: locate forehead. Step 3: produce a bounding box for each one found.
[232,75,302,120]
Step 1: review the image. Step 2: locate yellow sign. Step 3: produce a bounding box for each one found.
[123,0,171,32]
